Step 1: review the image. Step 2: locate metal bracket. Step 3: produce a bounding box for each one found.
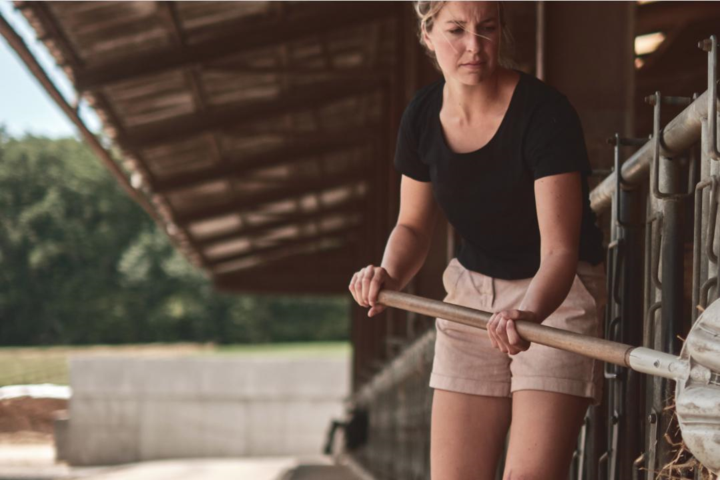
[645,92,695,200]
[606,238,625,307]
[633,452,646,480]
[604,316,622,380]
[699,35,720,160]
[608,134,647,229]
[649,213,663,290]
[609,411,619,480]
[693,176,718,321]
[646,410,659,480]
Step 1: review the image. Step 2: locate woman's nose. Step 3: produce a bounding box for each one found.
[465,31,481,53]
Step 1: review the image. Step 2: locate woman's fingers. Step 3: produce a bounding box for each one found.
[487,314,500,350]
[495,316,510,352]
[368,267,385,307]
[350,268,370,306]
[506,319,530,354]
[356,270,367,306]
[485,315,494,347]
[361,265,375,306]
[349,265,391,312]
[487,313,520,354]
[368,304,386,317]
[348,272,361,305]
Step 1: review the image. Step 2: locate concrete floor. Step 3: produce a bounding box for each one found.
[0,444,362,480]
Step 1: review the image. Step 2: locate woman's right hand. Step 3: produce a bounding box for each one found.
[349,265,400,317]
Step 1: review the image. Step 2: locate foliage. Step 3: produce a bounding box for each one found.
[0,126,349,346]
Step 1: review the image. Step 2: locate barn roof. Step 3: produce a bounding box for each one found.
[8,1,405,294]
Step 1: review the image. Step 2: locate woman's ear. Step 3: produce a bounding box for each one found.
[423,27,435,52]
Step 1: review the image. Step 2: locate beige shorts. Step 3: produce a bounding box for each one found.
[430,257,608,406]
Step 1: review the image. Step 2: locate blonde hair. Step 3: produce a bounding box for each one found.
[413,1,516,71]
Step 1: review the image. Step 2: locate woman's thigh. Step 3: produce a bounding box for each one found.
[502,390,590,480]
[431,389,512,480]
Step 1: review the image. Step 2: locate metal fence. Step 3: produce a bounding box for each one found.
[343,36,720,480]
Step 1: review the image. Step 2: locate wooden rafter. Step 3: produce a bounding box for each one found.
[150,132,376,193]
[119,78,382,150]
[197,198,364,248]
[212,246,356,294]
[174,168,367,225]
[73,2,399,91]
[636,1,720,36]
[208,224,360,267]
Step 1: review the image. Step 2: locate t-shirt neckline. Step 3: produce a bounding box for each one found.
[434,70,524,156]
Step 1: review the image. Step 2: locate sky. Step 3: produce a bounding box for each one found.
[0,0,100,139]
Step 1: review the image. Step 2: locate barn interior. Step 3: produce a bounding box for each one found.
[2,1,719,478]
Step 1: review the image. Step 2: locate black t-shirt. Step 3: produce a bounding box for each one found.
[393,70,605,280]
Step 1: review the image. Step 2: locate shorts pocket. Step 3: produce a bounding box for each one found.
[574,263,608,310]
[569,266,608,338]
[442,258,463,297]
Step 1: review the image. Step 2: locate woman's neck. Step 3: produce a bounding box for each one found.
[443,68,509,124]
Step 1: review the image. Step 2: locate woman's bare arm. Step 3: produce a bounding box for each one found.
[350,174,439,316]
[518,171,582,322]
[486,171,583,354]
[381,175,440,290]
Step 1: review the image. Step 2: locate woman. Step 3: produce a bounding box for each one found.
[349,2,607,479]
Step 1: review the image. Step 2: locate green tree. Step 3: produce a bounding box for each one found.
[0,128,349,346]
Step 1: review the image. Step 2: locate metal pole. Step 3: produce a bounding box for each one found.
[591,90,720,214]
[614,136,647,480]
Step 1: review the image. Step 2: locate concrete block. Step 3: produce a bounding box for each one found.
[246,359,350,398]
[70,357,147,397]
[69,397,140,428]
[65,356,350,464]
[53,414,69,462]
[66,426,138,466]
[139,400,248,459]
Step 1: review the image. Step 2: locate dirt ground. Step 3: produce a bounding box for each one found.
[0,396,67,445]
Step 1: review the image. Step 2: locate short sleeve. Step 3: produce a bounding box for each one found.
[523,95,591,180]
[393,102,431,182]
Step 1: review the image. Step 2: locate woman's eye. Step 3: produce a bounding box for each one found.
[449,28,463,34]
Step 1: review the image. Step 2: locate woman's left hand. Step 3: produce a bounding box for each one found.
[486,309,538,355]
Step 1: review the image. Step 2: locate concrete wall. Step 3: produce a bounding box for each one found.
[60,356,349,466]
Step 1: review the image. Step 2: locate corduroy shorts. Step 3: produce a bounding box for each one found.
[429,257,608,406]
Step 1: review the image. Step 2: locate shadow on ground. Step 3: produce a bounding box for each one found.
[278,464,359,480]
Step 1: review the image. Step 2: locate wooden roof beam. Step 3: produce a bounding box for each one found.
[212,247,356,294]
[202,209,362,257]
[151,132,375,194]
[74,3,399,92]
[636,2,720,36]
[208,224,359,267]
[196,197,365,247]
[174,167,367,225]
[119,78,382,150]
[212,248,356,294]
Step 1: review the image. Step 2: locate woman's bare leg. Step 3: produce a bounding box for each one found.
[431,389,512,480]
[502,390,590,480]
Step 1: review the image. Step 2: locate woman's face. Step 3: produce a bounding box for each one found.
[423,1,501,85]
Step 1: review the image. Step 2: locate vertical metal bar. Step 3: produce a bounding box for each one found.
[646,410,658,480]
[619,174,646,480]
[606,135,647,480]
[609,412,619,480]
[660,167,684,357]
[693,178,714,322]
[632,453,645,480]
[651,214,663,291]
[698,36,720,160]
